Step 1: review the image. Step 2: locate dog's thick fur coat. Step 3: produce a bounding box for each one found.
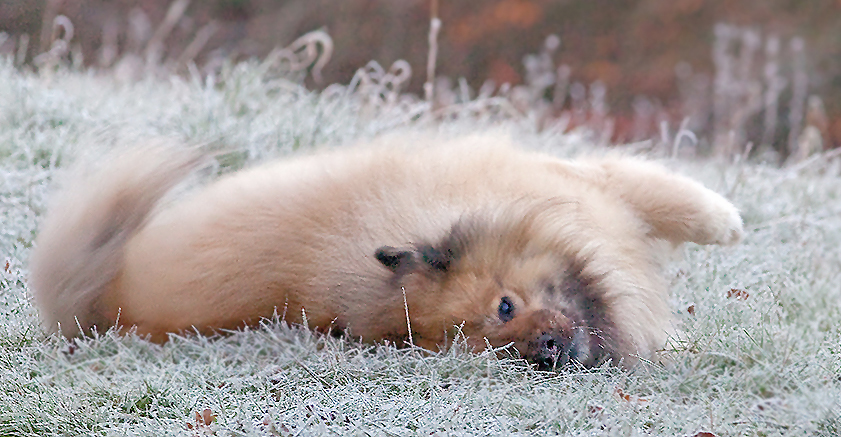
[29,136,743,368]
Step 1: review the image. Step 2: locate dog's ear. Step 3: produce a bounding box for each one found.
[417,244,453,272]
[375,244,454,274]
[375,246,413,272]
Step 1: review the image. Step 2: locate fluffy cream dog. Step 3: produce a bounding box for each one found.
[29,135,743,369]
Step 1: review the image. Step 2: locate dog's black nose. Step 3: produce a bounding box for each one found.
[531,332,568,371]
[529,328,593,371]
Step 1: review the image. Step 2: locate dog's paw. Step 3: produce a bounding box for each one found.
[699,192,744,246]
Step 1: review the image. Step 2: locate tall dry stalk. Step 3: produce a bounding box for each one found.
[38,0,63,54]
[761,36,785,148]
[424,0,441,104]
[787,37,808,160]
[145,0,190,67]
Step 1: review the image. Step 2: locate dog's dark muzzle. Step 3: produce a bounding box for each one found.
[528,327,596,371]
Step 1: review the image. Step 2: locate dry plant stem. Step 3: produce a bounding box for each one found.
[402,287,414,347]
[785,147,841,173]
[424,0,441,104]
[741,141,754,163]
[761,36,784,148]
[98,18,119,68]
[174,21,218,68]
[127,8,153,53]
[145,0,190,66]
[15,34,29,67]
[712,23,734,150]
[787,37,808,160]
[33,15,74,71]
[552,65,571,111]
[262,30,333,84]
[70,41,83,69]
[289,31,334,84]
[672,117,698,158]
[50,16,74,47]
[660,120,671,151]
[38,0,63,54]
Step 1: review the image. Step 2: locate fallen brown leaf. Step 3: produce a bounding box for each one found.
[727,288,749,300]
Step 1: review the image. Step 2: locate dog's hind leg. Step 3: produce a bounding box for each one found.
[590,157,744,246]
[545,155,744,246]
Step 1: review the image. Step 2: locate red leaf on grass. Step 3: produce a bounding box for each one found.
[727,288,749,300]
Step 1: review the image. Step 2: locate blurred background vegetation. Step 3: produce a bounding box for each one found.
[2,0,840,161]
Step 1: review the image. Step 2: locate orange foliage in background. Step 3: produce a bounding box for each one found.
[451,0,542,48]
[2,0,840,151]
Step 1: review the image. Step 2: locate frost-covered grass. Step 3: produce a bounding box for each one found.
[1,58,840,436]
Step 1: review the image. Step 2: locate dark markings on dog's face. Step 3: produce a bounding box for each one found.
[374,246,413,272]
[418,245,453,272]
[375,208,619,370]
[374,243,455,276]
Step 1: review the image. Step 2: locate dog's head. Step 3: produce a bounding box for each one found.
[375,201,622,370]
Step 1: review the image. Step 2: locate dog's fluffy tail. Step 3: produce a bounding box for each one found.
[29,143,202,337]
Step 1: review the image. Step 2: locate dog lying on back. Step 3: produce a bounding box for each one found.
[29,135,743,369]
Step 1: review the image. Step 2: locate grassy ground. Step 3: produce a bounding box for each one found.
[1,58,840,436]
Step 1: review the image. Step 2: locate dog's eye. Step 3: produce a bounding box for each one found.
[498,296,514,322]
